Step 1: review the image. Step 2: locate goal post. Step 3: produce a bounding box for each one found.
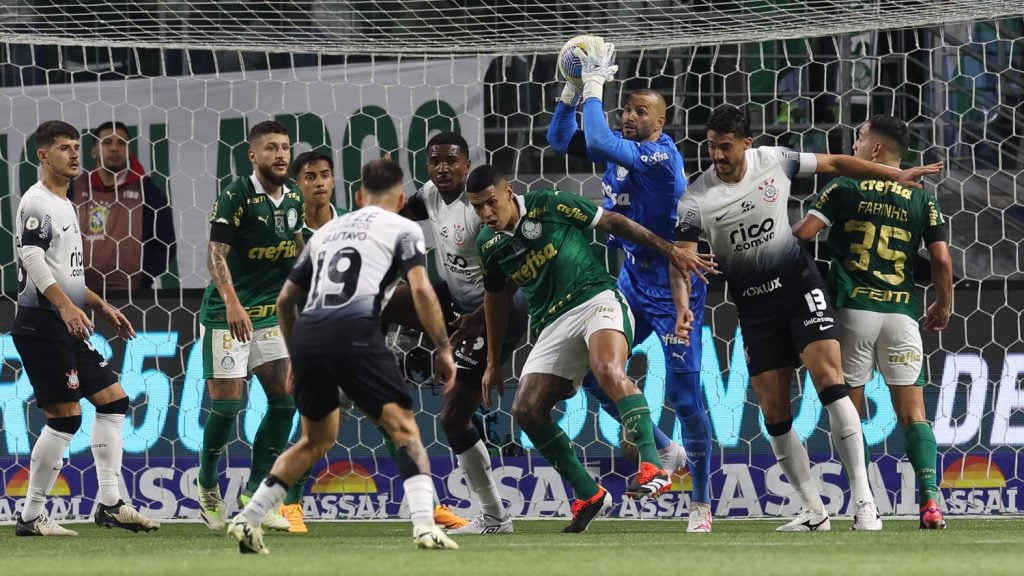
[0,2,1022,522]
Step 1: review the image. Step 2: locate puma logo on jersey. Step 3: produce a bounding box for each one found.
[257,215,269,224]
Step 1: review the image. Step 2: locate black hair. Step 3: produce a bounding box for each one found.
[248,120,290,143]
[426,132,470,158]
[93,121,130,138]
[866,114,911,154]
[291,151,334,178]
[34,120,80,149]
[466,164,506,194]
[361,158,404,194]
[707,105,752,138]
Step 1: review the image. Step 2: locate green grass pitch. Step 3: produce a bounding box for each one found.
[2,519,1020,576]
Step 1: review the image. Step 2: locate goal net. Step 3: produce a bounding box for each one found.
[0,1,1022,522]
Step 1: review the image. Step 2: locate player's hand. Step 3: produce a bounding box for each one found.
[434,346,457,395]
[674,308,694,345]
[449,311,485,360]
[99,304,136,340]
[576,42,617,100]
[481,363,504,409]
[669,245,718,283]
[896,161,944,189]
[58,303,94,341]
[923,301,951,332]
[226,301,253,343]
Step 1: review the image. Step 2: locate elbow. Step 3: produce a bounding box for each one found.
[546,129,570,153]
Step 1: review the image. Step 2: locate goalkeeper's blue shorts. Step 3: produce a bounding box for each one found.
[617,266,705,374]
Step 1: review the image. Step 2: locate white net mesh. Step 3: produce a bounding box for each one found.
[0,3,1022,522]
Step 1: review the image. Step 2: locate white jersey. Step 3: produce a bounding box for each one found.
[675,146,817,293]
[408,181,485,313]
[290,205,427,322]
[16,182,87,311]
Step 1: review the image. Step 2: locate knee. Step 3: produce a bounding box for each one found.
[301,435,334,458]
[511,397,543,432]
[95,396,130,416]
[48,415,83,435]
[592,361,633,394]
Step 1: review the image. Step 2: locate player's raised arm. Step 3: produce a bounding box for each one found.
[814,153,943,190]
[596,210,716,282]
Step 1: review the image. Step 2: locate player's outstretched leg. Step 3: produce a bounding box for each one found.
[665,371,714,533]
[581,370,686,471]
[91,396,160,532]
[443,385,512,535]
[16,415,78,537]
[197,393,240,530]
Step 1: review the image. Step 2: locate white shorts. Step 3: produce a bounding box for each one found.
[201,325,289,379]
[838,308,924,387]
[520,290,634,386]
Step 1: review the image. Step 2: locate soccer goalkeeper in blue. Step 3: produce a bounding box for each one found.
[547,38,714,533]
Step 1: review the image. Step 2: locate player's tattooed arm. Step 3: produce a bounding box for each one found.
[208,240,253,342]
[598,211,717,281]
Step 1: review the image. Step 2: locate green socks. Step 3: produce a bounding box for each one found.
[904,421,939,505]
[284,467,311,506]
[531,423,599,500]
[616,394,661,466]
[247,395,297,493]
[198,399,242,489]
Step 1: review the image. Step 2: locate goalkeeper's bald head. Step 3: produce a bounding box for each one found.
[629,88,667,116]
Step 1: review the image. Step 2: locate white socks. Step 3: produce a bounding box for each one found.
[22,426,73,521]
[243,476,287,526]
[404,473,435,530]
[92,413,126,506]
[824,397,873,504]
[769,427,826,515]
[457,440,506,519]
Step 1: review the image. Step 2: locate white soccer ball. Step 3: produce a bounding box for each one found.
[557,35,606,82]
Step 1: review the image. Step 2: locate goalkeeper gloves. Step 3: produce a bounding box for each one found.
[578,42,618,102]
[559,78,583,107]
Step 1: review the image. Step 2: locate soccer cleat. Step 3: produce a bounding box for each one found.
[414,524,460,550]
[240,492,291,532]
[625,462,672,499]
[446,513,514,535]
[433,504,470,530]
[562,486,613,533]
[687,502,713,533]
[851,499,883,531]
[919,499,946,530]
[658,441,688,473]
[279,503,308,533]
[196,479,226,530]
[228,515,269,555]
[15,512,79,537]
[93,500,160,532]
[776,507,831,532]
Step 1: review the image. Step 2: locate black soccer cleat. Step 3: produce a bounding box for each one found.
[562,486,613,533]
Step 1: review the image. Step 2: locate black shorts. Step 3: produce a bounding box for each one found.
[734,260,838,376]
[12,331,119,408]
[452,289,529,389]
[290,318,412,421]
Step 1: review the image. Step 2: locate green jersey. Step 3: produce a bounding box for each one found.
[300,206,347,242]
[477,189,616,335]
[809,175,945,318]
[200,175,305,329]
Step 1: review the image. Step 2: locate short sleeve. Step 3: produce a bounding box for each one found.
[395,223,427,274]
[807,178,844,227]
[674,193,702,242]
[288,243,314,290]
[18,196,53,250]
[477,233,507,292]
[770,146,817,179]
[548,190,602,230]
[210,185,245,228]
[922,192,948,244]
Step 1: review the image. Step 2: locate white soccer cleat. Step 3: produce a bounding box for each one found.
[446,513,514,535]
[228,515,269,555]
[414,524,460,550]
[686,502,713,533]
[851,500,883,531]
[15,512,79,537]
[658,441,688,473]
[260,508,292,532]
[776,507,831,532]
[196,480,226,530]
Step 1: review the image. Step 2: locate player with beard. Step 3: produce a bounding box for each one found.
[196,121,304,533]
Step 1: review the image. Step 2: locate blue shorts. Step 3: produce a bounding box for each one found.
[617,267,705,373]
